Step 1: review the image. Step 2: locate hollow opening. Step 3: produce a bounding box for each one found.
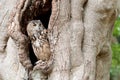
[20,0,52,65]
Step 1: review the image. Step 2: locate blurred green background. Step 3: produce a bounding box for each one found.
[111,16,120,80]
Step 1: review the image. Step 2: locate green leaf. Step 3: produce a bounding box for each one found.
[113,17,120,36]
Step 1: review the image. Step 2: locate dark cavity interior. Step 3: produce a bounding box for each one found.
[20,0,52,65]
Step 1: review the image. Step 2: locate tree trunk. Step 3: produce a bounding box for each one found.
[0,0,28,80]
[0,0,119,80]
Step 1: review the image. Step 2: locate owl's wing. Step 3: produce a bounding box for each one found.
[32,44,42,60]
[42,42,51,60]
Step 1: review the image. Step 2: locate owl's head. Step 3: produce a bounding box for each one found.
[27,20,47,43]
[27,20,44,34]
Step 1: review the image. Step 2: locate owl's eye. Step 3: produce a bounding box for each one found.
[33,22,36,26]
[39,23,42,26]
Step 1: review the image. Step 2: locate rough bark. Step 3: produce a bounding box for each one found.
[0,0,120,80]
[0,0,28,80]
[82,0,117,80]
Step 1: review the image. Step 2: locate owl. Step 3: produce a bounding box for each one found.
[27,20,51,63]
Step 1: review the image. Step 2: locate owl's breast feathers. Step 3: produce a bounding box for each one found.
[32,40,51,61]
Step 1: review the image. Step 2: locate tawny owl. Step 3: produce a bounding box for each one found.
[27,20,51,63]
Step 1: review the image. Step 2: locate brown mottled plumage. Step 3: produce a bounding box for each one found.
[27,20,51,63]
